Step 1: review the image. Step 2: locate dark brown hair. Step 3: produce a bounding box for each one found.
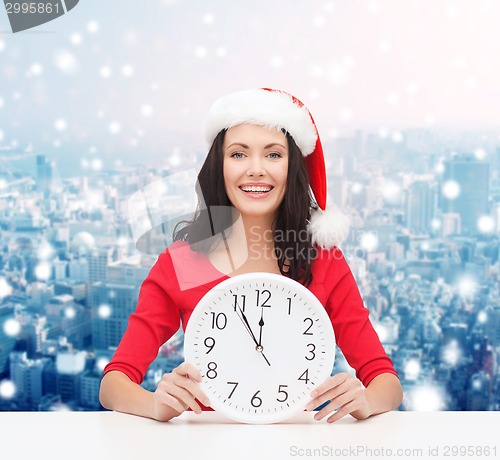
[173,128,318,286]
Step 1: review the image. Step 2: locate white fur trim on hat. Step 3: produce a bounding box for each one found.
[307,208,350,249]
[203,89,318,156]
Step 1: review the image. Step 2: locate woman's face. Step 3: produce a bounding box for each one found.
[223,124,288,222]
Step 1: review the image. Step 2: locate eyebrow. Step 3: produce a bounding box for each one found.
[226,142,287,150]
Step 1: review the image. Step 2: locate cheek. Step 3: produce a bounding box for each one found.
[274,165,288,186]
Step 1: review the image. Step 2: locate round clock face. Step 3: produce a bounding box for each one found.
[184,272,335,424]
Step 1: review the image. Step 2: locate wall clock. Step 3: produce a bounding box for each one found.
[184,272,335,424]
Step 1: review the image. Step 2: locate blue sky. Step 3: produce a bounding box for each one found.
[1,0,500,170]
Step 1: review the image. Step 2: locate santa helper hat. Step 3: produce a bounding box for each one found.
[203,88,349,249]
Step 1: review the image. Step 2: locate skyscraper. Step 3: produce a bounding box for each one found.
[441,155,489,235]
[406,180,438,234]
[0,304,17,376]
[36,155,54,195]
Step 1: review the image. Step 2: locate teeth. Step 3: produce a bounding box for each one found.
[240,186,272,192]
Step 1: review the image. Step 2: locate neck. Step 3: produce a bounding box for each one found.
[232,212,275,248]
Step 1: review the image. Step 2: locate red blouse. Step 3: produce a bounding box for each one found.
[103,241,397,387]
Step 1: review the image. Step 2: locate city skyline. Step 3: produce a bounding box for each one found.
[1,125,499,413]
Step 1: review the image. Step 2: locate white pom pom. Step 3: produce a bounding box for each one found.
[307,208,350,249]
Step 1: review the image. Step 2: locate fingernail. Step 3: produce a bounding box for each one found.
[204,399,211,406]
[314,413,321,420]
[305,403,313,411]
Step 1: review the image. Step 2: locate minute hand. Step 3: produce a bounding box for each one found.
[235,305,271,366]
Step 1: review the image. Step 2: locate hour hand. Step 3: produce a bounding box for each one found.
[234,304,271,366]
[258,308,265,348]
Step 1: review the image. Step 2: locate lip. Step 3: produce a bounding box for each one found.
[238,183,274,199]
[239,182,274,189]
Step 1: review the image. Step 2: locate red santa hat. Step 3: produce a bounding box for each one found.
[203,88,349,249]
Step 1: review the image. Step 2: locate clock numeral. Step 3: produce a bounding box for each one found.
[204,337,215,354]
[305,343,316,361]
[227,381,239,398]
[287,297,292,315]
[276,385,289,402]
[303,317,314,335]
[298,369,310,384]
[251,390,263,408]
[255,289,272,308]
[206,362,218,379]
[232,294,246,312]
[210,312,227,330]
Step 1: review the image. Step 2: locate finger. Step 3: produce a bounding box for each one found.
[174,362,203,382]
[327,402,357,423]
[310,373,349,399]
[156,391,187,414]
[314,391,360,421]
[306,384,350,411]
[177,379,211,407]
[161,383,204,414]
[161,374,211,408]
[307,375,361,411]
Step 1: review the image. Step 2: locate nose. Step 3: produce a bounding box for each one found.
[246,156,265,176]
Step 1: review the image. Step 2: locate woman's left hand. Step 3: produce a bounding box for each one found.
[305,372,373,423]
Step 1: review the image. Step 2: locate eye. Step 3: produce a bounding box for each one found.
[267,152,283,159]
[230,152,245,159]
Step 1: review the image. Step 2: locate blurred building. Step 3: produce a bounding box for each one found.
[441,155,489,235]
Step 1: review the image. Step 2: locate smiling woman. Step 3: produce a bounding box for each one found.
[223,124,288,223]
[100,88,402,424]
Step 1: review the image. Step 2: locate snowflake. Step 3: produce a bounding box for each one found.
[203,13,214,25]
[96,358,109,372]
[442,180,460,200]
[410,384,445,411]
[100,66,112,79]
[109,122,121,134]
[54,118,67,132]
[477,311,488,324]
[64,307,76,319]
[456,276,477,298]
[70,33,82,45]
[141,104,153,117]
[87,21,99,33]
[477,215,495,234]
[28,63,43,77]
[91,158,103,171]
[98,304,112,319]
[474,148,487,160]
[194,46,207,59]
[270,55,284,68]
[360,232,378,252]
[443,340,461,366]
[35,262,51,281]
[404,359,421,380]
[0,380,16,399]
[54,50,79,74]
[3,318,21,337]
[122,64,134,77]
[380,180,401,203]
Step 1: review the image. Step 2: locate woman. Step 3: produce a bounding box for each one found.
[99,88,403,423]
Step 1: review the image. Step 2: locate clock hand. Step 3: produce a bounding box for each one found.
[258,308,264,348]
[234,303,271,367]
[235,305,258,345]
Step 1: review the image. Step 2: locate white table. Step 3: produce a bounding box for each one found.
[1,411,499,460]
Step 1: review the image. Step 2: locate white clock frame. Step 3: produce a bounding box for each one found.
[184,272,335,424]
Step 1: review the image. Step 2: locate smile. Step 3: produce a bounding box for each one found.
[239,185,274,193]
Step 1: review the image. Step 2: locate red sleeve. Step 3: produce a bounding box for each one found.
[102,250,181,384]
[321,248,398,387]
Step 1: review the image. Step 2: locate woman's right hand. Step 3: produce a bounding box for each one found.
[153,362,211,421]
